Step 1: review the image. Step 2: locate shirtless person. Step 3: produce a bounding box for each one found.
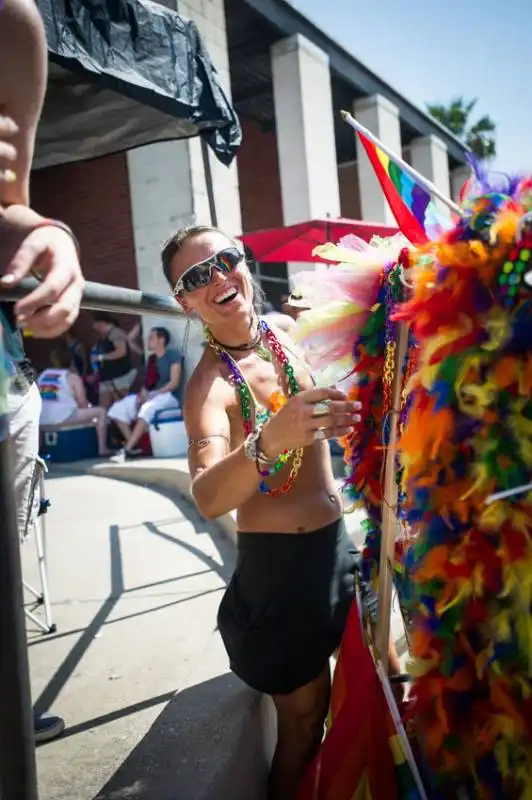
[162,226,401,799]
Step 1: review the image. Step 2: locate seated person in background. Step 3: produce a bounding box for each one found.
[108,326,182,462]
[65,324,89,377]
[283,289,311,321]
[91,311,137,407]
[38,347,110,457]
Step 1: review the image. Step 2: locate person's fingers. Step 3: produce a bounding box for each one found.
[306,401,361,427]
[0,141,17,163]
[19,282,82,339]
[310,399,362,416]
[301,386,349,404]
[0,116,18,137]
[305,423,355,445]
[15,267,74,321]
[0,231,50,286]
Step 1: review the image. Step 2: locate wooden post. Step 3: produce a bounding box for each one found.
[376,321,409,670]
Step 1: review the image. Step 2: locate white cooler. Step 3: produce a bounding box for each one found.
[149,407,188,458]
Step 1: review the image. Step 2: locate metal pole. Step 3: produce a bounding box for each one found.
[341,110,464,217]
[201,137,218,227]
[1,279,187,318]
[0,329,39,800]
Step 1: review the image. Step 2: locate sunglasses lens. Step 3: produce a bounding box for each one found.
[177,248,242,295]
[182,265,212,293]
[217,248,241,272]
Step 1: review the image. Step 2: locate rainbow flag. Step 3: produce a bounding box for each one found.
[296,599,426,800]
[357,130,451,246]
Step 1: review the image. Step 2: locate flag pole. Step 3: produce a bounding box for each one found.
[341,110,464,217]
[375,321,409,671]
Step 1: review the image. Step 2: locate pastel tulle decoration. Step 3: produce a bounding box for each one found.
[293,234,409,375]
[397,169,532,798]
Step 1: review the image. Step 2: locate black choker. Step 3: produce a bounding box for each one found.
[211,321,261,351]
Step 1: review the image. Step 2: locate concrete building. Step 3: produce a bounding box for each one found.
[29,0,469,364]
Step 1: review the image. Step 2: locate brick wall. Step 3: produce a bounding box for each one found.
[238,118,283,233]
[26,153,139,370]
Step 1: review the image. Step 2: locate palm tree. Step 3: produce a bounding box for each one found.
[426,97,496,161]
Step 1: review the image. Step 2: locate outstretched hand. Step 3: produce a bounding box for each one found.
[260,386,361,458]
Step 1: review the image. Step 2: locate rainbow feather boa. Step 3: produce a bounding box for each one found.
[293,235,416,612]
[396,176,532,797]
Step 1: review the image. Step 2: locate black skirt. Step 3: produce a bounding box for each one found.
[217,518,377,696]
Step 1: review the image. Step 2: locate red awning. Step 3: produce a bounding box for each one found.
[240,218,398,263]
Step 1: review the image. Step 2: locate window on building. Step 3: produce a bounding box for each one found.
[250,261,289,310]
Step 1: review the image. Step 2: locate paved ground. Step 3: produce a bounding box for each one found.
[23,470,253,800]
[23,467,407,800]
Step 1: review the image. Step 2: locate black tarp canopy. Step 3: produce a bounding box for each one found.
[35,0,242,168]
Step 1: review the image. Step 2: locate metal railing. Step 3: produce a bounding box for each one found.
[0,279,185,800]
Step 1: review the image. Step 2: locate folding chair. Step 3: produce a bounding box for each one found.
[23,463,56,634]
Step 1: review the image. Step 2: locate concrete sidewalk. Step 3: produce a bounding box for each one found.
[24,471,269,800]
[24,459,408,800]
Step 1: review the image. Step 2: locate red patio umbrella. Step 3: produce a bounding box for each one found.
[240,218,398,263]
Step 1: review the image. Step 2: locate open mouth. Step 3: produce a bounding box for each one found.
[214,288,238,305]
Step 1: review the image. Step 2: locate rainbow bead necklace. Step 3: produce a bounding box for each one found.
[206,319,304,496]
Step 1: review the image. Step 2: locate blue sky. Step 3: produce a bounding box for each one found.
[292,0,531,173]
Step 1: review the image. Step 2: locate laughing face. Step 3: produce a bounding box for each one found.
[168,231,254,329]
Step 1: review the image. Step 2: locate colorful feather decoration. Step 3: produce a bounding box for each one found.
[396,172,532,797]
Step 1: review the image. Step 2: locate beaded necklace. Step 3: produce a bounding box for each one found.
[205,319,304,497]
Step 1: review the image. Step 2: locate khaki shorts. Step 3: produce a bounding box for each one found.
[8,382,45,541]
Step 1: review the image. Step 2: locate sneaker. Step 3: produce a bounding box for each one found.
[34,713,65,744]
[110,448,127,464]
[110,447,143,464]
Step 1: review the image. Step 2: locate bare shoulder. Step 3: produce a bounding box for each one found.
[110,326,127,341]
[184,349,231,417]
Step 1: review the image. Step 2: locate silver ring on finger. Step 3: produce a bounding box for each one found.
[312,400,330,418]
[313,428,327,441]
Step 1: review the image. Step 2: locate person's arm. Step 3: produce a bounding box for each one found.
[68,373,89,409]
[185,372,261,519]
[151,362,181,396]
[0,0,47,208]
[126,323,143,356]
[77,342,89,375]
[0,0,84,338]
[100,330,127,361]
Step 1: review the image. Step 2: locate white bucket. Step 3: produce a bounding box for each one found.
[149,407,188,458]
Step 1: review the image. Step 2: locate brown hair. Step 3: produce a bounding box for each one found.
[161,225,265,313]
[50,346,73,369]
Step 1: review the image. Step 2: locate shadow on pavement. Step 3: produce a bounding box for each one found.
[93,672,268,800]
[33,479,234,718]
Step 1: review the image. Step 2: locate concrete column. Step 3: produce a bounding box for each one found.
[354,94,401,224]
[410,134,451,213]
[271,34,341,281]
[125,0,241,387]
[126,140,206,392]
[451,164,471,203]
